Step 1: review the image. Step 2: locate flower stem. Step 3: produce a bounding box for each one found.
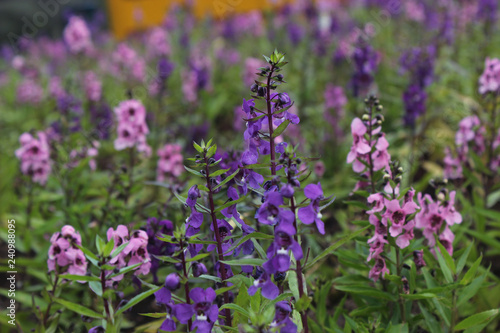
[204,153,232,327]
[266,64,277,176]
[42,275,59,327]
[288,159,309,333]
[179,238,192,331]
[395,248,406,324]
[366,102,376,194]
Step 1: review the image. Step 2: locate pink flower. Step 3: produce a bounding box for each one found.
[415,191,461,255]
[47,225,87,281]
[114,100,150,156]
[157,143,184,181]
[17,79,43,105]
[106,225,151,284]
[382,197,419,239]
[49,76,66,99]
[478,57,500,95]
[63,16,92,54]
[369,257,390,282]
[15,132,51,185]
[147,27,171,58]
[83,71,102,102]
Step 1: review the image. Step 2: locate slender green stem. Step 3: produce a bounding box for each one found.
[204,153,232,327]
[179,238,192,331]
[42,275,59,326]
[396,248,406,324]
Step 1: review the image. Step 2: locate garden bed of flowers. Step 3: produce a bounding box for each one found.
[1,1,500,332]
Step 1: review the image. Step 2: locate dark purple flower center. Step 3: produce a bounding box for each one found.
[392,210,405,224]
[195,301,211,313]
[276,231,292,247]
[128,108,135,116]
[430,214,442,228]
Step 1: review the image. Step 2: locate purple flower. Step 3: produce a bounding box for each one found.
[174,287,218,332]
[257,191,294,226]
[146,218,175,283]
[248,269,279,300]
[297,183,326,234]
[351,42,379,97]
[272,301,297,333]
[186,185,201,208]
[159,301,176,332]
[263,222,303,274]
[413,250,426,270]
[403,84,427,127]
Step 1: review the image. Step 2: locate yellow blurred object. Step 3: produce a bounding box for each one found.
[107,0,294,39]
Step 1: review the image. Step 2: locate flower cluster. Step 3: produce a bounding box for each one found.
[111,43,146,83]
[351,41,379,97]
[415,187,462,255]
[83,71,102,102]
[47,226,87,278]
[324,84,347,138]
[478,57,500,95]
[15,131,51,185]
[106,225,151,285]
[155,286,219,333]
[157,143,184,182]
[347,97,390,191]
[17,79,43,105]
[114,99,151,156]
[63,16,93,54]
[400,45,436,127]
[443,115,488,179]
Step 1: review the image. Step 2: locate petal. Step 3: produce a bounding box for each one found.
[261,280,279,300]
[298,205,315,225]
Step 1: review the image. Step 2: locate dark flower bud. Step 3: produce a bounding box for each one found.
[376,105,383,112]
[81,315,93,323]
[165,273,180,291]
[401,276,410,294]
[258,86,267,97]
[413,250,426,271]
[250,83,258,92]
[174,262,183,271]
[402,263,411,270]
[274,272,286,284]
[395,175,402,183]
[208,158,216,164]
[191,262,208,277]
[296,158,302,164]
[277,74,284,81]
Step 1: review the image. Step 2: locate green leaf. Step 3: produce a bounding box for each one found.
[89,280,103,296]
[224,232,274,255]
[219,303,250,318]
[294,294,312,312]
[207,144,217,158]
[454,309,499,331]
[185,253,211,262]
[54,298,105,318]
[107,262,142,279]
[458,273,487,306]
[213,169,240,191]
[456,242,474,275]
[210,168,230,177]
[435,245,454,284]
[419,303,444,333]
[184,165,204,177]
[215,195,246,212]
[102,238,115,258]
[437,241,456,275]
[193,141,204,153]
[334,285,395,301]
[95,235,105,256]
[461,255,482,285]
[272,120,290,138]
[198,274,222,283]
[59,274,100,282]
[115,286,162,316]
[220,258,265,266]
[400,293,438,300]
[304,226,370,271]
[111,242,128,259]
[140,312,167,318]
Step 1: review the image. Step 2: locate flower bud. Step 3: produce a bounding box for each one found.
[362,114,370,121]
[165,273,180,291]
[191,262,208,277]
[250,83,258,92]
